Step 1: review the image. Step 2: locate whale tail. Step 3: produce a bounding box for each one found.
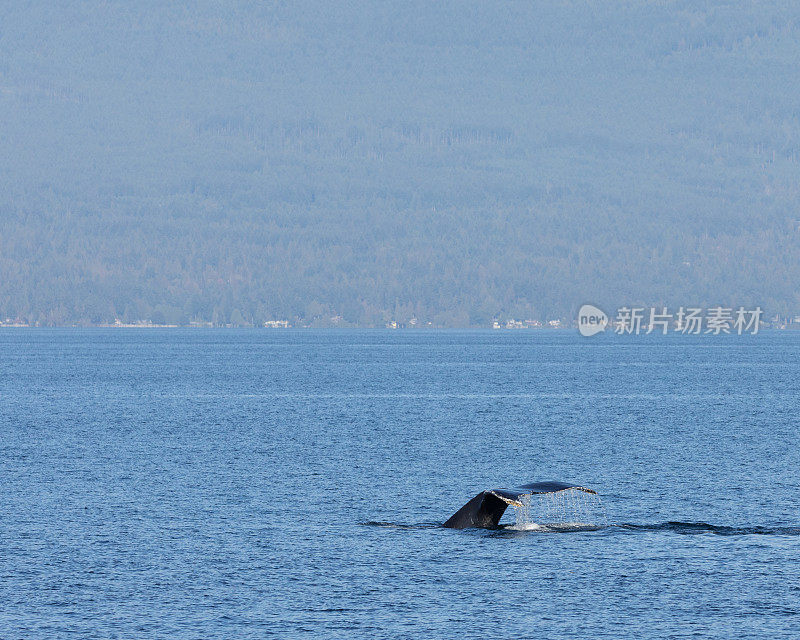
[443,481,597,529]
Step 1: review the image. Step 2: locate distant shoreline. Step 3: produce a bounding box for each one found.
[0,325,794,332]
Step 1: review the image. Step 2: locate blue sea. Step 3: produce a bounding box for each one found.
[1,329,798,638]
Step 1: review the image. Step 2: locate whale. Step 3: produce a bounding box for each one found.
[443,481,597,528]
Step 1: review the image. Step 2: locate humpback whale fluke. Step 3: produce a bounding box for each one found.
[443,481,597,529]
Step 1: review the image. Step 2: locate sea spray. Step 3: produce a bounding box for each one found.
[513,488,607,528]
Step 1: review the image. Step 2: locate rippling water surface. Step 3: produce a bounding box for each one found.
[1,329,798,638]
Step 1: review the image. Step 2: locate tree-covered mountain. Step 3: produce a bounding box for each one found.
[1,1,799,326]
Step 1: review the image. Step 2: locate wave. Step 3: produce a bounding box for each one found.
[360,521,441,530]
[361,520,800,535]
[618,521,800,536]
[504,522,603,532]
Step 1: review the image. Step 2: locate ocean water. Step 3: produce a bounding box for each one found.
[1,329,798,638]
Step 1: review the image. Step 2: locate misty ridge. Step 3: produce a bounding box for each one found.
[1,1,799,327]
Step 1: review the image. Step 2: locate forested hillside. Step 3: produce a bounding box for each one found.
[1,1,799,326]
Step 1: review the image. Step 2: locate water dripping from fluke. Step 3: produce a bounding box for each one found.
[507,488,608,531]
